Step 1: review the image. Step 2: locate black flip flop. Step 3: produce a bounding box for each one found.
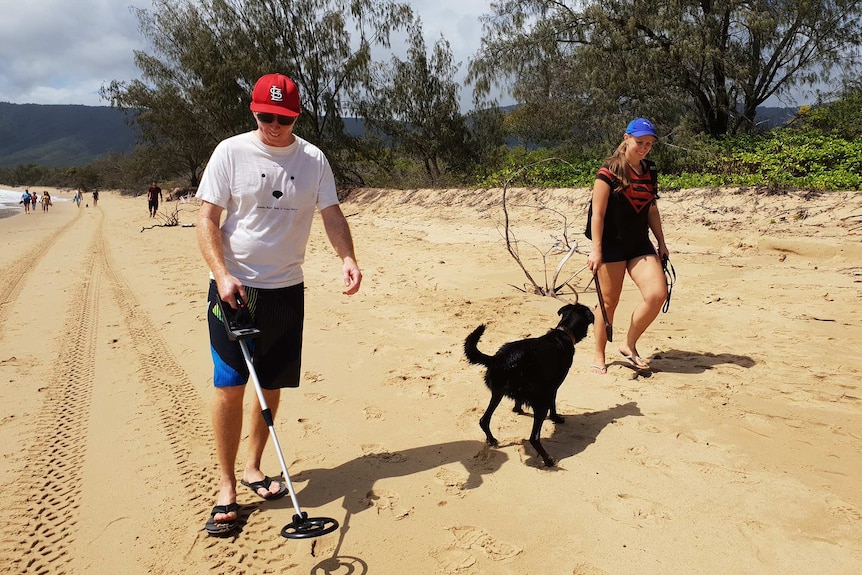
[205,502,239,537]
[240,476,288,500]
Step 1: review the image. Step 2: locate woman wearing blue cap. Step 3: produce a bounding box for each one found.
[585,118,669,374]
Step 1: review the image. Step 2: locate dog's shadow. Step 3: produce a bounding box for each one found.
[279,440,506,516]
[521,401,643,468]
[649,349,756,375]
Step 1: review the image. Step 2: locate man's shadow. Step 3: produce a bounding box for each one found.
[648,349,756,374]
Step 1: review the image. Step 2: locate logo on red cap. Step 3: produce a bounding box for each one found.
[250,74,301,117]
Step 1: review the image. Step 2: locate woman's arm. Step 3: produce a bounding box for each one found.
[648,203,669,260]
[587,178,611,272]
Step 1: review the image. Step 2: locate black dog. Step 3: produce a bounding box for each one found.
[464,303,595,466]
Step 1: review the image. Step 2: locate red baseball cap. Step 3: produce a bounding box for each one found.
[250,74,301,117]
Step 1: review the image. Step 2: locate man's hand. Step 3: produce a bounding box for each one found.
[341,257,362,295]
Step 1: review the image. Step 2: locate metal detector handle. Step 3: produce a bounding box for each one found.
[217,293,261,341]
[594,273,613,342]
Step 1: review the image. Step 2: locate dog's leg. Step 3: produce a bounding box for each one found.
[480,391,504,447]
[512,400,525,415]
[528,406,555,467]
[548,390,564,424]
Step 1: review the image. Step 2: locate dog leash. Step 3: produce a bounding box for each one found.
[593,273,613,342]
[662,255,676,313]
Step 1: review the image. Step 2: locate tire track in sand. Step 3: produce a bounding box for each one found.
[0,208,82,327]
[1,206,297,574]
[0,212,101,574]
[93,212,298,571]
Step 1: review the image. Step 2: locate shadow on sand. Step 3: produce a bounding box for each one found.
[648,349,756,375]
[257,401,643,572]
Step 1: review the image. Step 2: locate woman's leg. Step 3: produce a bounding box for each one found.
[620,254,667,366]
[592,261,627,373]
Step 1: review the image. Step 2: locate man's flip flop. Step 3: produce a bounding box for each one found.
[205,502,239,537]
[240,476,289,500]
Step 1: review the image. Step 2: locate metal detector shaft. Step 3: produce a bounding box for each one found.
[593,273,613,342]
[238,339,304,518]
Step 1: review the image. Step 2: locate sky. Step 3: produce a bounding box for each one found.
[0,0,500,112]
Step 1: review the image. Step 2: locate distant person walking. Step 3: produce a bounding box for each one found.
[21,189,32,214]
[147,181,163,217]
[92,190,99,206]
[41,191,51,212]
[73,190,83,208]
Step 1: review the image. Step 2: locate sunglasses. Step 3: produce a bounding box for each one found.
[256,113,296,126]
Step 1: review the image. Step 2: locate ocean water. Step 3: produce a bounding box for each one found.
[0,189,70,219]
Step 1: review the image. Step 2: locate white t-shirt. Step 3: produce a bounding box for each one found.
[196,131,339,289]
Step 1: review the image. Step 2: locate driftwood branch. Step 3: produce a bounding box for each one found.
[499,158,588,300]
[141,202,197,232]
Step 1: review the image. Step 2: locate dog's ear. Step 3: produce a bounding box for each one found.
[557,304,573,316]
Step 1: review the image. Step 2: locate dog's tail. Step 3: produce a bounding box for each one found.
[464,325,495,367]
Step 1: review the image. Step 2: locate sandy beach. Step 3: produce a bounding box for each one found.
[0,184,860,575]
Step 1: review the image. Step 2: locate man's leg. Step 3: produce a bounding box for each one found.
[242,388,284,497]
[212,385,245,520]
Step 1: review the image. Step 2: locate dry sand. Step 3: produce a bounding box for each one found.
[0,184,860,575]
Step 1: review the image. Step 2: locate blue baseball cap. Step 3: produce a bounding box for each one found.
[626,118,657,138]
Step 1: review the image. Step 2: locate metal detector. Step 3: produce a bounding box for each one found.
[217,294,339,540]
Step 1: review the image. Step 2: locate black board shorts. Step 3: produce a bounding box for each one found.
[207,281,304,389]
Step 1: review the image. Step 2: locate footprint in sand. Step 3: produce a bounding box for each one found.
[434,467,468,497]
[446,525,522,561]
[826,498,862,522]
[572,565,611,575]
[360,443,407,463]
[363,406,384,420]
[626,445,669,469]
[303,392,338,404]
[432,548,477,573]
[361,489,412,519]
[593,493,674,526]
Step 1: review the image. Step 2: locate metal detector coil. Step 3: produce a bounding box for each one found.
[223,293,339,540]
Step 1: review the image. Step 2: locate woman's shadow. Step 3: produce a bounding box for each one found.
[648,349,756,375]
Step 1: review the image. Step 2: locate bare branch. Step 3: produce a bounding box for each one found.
[499,157,589,299]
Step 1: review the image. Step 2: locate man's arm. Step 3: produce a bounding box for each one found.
[197,200,245,307]
[319,204,362,295]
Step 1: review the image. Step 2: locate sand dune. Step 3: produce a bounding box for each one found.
[0,185,860,574]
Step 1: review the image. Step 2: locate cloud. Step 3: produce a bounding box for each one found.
[0,0,499,110]
[0,0,151,105]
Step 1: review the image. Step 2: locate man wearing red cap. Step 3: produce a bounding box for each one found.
[196,73,362,536]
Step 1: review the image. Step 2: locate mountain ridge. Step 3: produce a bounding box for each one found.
[0,102,797,169]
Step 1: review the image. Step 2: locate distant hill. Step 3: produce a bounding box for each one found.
[0,102,797,169]
[0,102,139,168]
